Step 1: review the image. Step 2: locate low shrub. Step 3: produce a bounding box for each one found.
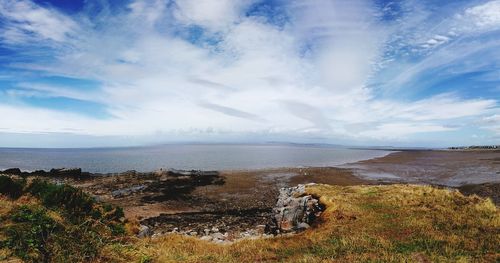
[0,176,25,199]
[28,179,94,221]
[1,180,129,262]
[2,205,59,262]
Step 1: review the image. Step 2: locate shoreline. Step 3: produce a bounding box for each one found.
[1,149,498,241]
[0,145,394,173]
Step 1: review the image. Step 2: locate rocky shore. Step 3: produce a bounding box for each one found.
[1,149,498,243]
[0,167,329,242]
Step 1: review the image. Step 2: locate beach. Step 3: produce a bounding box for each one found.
[1,148,499,262]
[3,149,496,240]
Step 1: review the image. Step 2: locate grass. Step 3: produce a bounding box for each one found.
[1,178,499,262]
[0,176,128,263]
[104,184,499,262]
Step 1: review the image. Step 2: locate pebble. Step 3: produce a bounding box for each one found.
[200,236,212,241]
[212,232,225,240]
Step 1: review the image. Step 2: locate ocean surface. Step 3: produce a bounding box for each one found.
[0,144,392,173]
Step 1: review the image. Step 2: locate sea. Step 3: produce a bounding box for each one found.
[0,144,392,173]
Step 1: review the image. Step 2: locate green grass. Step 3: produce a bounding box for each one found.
[0,177,127,262]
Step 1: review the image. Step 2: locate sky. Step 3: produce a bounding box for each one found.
[0,0,499,148]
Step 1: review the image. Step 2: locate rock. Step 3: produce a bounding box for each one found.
[143,169,225,200]
[137,225,152,238]
[189,231,198,236]
[200,236,212,241]
[31,170,49,176]
[214,239,225,244]
[50,168,82,178]
[297,222,310,230]
[211,232,225,240]
[2,168,21,175]
[111,185,147,198]
[255,225,266,235]
[269,184,323,233]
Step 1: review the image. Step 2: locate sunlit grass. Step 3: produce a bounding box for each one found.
[101,184,499,262]
[1,181,498,262]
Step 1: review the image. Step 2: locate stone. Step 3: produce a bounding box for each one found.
[137,225,152,238]
[211,232,225,240]
[50,168,82,178]
[255,225,266,235]
[31,170,48,176]
[111,185,147,198]
[2,168,21,175]
[269,184,323,233]
[200,236,212,241]
[297,222,310,230]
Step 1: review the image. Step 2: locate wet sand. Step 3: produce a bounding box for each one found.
[347,150,500,186]
[67,150,499,227]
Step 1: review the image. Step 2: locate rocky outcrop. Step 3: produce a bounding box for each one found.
[269,184,324,233]
[1,168,21,175]
[139,184,323,242]
[143,169,224,200]
[49,168,84,178]
[1,167,90,179]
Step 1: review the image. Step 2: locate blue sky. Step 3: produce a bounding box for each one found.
[0,0,499,147]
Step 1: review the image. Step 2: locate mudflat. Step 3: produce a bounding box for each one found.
[348,149,500,186]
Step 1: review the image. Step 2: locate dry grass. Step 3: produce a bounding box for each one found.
[100,184,500,262]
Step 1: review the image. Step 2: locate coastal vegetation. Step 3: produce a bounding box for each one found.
[0,176,127,262]
[1,175,498,262]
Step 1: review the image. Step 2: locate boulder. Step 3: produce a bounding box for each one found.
[270,184,323,233]
[137,225,152,238]
[30,170,49,176]
[50,168,82,178]
[1,168,21,175]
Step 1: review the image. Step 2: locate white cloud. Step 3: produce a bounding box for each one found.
[477,114,500,134]
[0,0,498,146]
[464,0,500,28]
[359,122,454,139]
[173,0,253,30]
[0,0,78,43]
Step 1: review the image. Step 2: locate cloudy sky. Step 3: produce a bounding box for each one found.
[0,0,499,147]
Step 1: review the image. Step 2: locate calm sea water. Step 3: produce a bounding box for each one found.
[0,144,392,173]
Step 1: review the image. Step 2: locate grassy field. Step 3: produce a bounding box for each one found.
[1,176,499,262]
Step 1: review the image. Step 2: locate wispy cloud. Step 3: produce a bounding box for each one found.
[0,0,499,147]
